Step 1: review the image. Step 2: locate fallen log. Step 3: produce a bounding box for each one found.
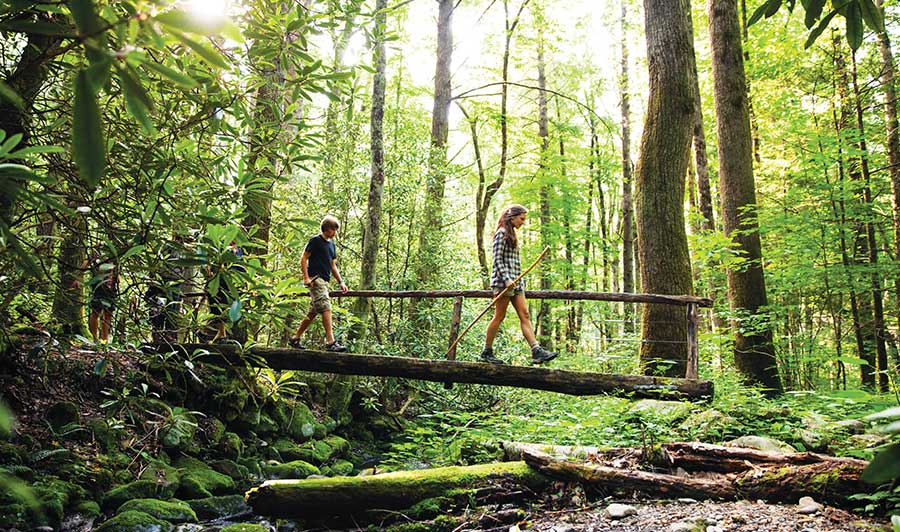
[513,443,868,507]
[149,343,714,399]
[245,461,549,519]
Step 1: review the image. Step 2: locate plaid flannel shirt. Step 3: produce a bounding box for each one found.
[490,228,523,291]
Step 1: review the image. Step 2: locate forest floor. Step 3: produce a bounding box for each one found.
[0,336,893,532]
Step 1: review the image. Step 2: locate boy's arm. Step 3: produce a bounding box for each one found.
[331,259,348,292]
[301,251,312,285]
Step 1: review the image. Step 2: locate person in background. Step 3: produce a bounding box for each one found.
[480,204,557,365]
[289,215,349,352]
[87,253,118,344]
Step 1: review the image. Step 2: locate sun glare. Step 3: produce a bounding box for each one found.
[184,0,229,22]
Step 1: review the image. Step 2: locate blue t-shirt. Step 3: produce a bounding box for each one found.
[305,235,336,281]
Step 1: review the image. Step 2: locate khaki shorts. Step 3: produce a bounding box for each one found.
[309,277,332,314]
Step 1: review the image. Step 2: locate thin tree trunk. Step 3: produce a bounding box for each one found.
[620,0,635,335]
[635,0,696,377]
[536,28,553,348]
[354,0,388,334]
[708,0,781,392]
[460,104,490,288]
[51,211,87,336]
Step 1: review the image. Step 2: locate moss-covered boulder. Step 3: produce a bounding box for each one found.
[725,435,797,454]
[159,409,199,453]
[200,417,226,446]
[322,459,354,477]
[74,500,101,518]
[176,468,235,500]
[255,412,279,436]
[219,524,268,532]
[679,409,736,441]
[33,477,87,526]
[210,459,249,481]
[262,460,320,479]
[627,399,693,421]
[186,494,250,520]
[219,431,244,460]
[213,383,249,422]
[46,401,80,432]
[89,418,119,451]
[94,510,171,532]
[326,376,355,427]
[237,457,262,479]
[117,498,197,523]
[102,480,177,511]
[272,401,317,442]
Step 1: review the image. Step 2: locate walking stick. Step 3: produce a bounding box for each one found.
[446,246,550,357]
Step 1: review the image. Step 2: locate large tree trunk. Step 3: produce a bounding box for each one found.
[152,343,715,399]
[51,211,87,336]
[620,0,636,334]
[353,0,388,334]
[708,0,781,392]
[635,0,696,377]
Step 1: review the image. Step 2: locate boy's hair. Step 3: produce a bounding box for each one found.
[321,215,340,232]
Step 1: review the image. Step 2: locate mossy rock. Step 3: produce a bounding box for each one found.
[33,477,86,526]
[177,469,235,500]
[326,376,355,426]
[200,417,226,446]
[174,455,208,471]
[627,399,693,421]
[160,410,199,453]
[94,510,171,532]
[117,498,197,523]
[679,409,737,441]
[329,459,354,476]
[186,494,250,520]
[219,524,268,532]
[262,460,320,479]
[237,457,262,478]
[88,418,119,451]
[274,401,317,442]
[102,480,177,511]
[384,513,457,532]
[210,459,249,481]
[255,413,279,436]
[323,435,350,456]
[213,384,250,422]
[73,500,101,518]
[219,431,244,460]
[46,401,81,432]
[725,435,797,454]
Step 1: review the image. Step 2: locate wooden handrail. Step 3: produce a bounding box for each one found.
[323,289,712,307]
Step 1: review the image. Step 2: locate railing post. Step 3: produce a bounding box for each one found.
[686,303,699,379]
[444,296,464,389]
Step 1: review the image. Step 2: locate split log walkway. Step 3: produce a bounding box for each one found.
[151,343,714,400]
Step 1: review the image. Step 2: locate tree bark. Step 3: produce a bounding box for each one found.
[353,0,388,333]
[536,29,553,348]
[620,0,636,334]
[51,212,87,336]
[153,343,715,399]
[708,0,781,392]
[635,0,696,377]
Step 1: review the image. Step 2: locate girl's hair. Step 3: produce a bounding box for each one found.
[495,204,527,248]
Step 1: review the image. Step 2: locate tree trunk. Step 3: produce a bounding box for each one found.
[353,0,388,334]
[51,212,87,336]
[739,0,761,163]
[708,0,781,392]
[154,343,715,399]
[620,0,636,334]
[635,0,696,377]
[850,52,890,392]
[536,30,553,348]
[413,0,453,294]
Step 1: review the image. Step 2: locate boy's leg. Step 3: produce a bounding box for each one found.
[292,309,317,339]
[89,310,100,343]
[100,309,113,343]
[322,310,335,344]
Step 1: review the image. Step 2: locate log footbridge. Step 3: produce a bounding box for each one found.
[150,289,714,400]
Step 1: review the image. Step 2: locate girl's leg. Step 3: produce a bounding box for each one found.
[484,295,511,348]
[510,293,538,346]
[89,310,100,343]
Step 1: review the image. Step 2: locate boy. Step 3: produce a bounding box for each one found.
[289,215,349,352]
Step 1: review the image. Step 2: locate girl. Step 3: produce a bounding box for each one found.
[481,204,558,365]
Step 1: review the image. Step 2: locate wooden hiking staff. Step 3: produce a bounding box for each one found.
[445,246,550,357]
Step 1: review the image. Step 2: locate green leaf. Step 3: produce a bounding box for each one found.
[118,66,156,134]
[228,299,241,322]
[0,133,23,156]
[119,244,145,261]
[0,0,38,16]
[0,81,24,110]
[154,8,226,35]
[0,163,49,183]
[85,56,112,94]
[7,145,66,158]
[859,0,883,33]
[171,31,229,69]
[804,0,826,28]
[845,1,863,50]
[861,443,900,484]
[72,69,106,189]
[805,9,838,48]
[69,0,100,35]
[207,274,220,297]
[749,0,781,26]
[0,19,74,35]
[141,61,199,89]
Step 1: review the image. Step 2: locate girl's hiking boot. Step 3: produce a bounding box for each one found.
[531,345,558,365]
[288,337,304,349]
[479,347,505,364]
[325,341,347,352]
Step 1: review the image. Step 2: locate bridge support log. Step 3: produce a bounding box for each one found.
[149,344,714,400]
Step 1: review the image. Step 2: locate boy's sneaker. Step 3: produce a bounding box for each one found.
[325,341,347,352]
[479,347,505,365]
[531,345,558,365]
[288,337,304,349]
